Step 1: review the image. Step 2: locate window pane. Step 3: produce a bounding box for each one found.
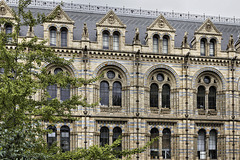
[100,127,109,147]
[112,82,122,106]
[197,86,205,109]
[54,68,63,74]
[150,83,159,107]
[5,25,12,42]
[209,41,215,56]
[61,84,70,101]
[162,84,170,108]
[50,28,57,46]
[47,125,57,147]
[47,84,57,100]
[153,36,159,53]
[162,37,168,54]
[208,86,216,109]
[60,126,70,152]
[209,130,217,159]
[113,127,122,158]
[61,28,68,47]
[162,129,171,159]
[103,32,109,49]
[113,33,119,50]
[197,130,206,151]
[100,81,109,106]
[150,128,159,159]
[200,40,206,56]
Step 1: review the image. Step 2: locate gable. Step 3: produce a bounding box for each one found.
[195,19,222,36]
[147,14,175,32]
[0,0,15,19]
[46,5,74,24]
[96,10,126,28]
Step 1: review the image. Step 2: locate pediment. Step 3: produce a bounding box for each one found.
[195,19,221,35]
[0,0,15,19]
[46,5,74,24]
[147,14,175,32]
[96,10,126,28]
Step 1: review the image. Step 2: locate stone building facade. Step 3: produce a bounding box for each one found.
[2,0,240,159]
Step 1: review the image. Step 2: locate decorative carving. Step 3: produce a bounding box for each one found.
[133,28,140,44]
[206,22,212,32]
[0,5,6,15]
[208,109,217,115]
[227,34,234,51]
[81,23,89,41]
[181,32,190,48]
[108,14,115,24]
[56,9,62,20]
[198,109,206,115]
[161,108,171,114]
[158,19,164,28]
[100,106,122,113]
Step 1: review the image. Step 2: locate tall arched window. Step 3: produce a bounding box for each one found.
[150,128,159,159]
[61,27,68,47]
[113,127,122,158]
[112,81,122,106]
[50,27,57,46]
[162,36,168,54]
[5,24,12,42]
[100,127,109,147]
[100,81,109,106]
[153,35,159,53]
[162,128,171,159]
[103,31,109,49]
[60,125,70,152]
[197,86,205,109]
[162,84,170,108]
[113,32,120,50]
[47,125,57,147]
[209,130,217,159]
[61,84,70,101]
[47,84,57,100]
[150,83,159,107]
[208,86,216,109]
[209,39,215,56]
[200,38,206,56]
[197,129,206,159]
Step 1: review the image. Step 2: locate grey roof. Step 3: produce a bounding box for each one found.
[16,6,240,51]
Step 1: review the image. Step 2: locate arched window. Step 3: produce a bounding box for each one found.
[61,84,70,101]
[197,129,206,159]
[100,127,109,147]
[103,31,109,49]
[200,38,207,56]
[113,32,120,50]
[47,84,57,100]
[209,130,217,159]
[113,127,122,158]
[5,24,12,42]
[162,128,171,159]
[208,86,216,109]
[209,39,215,56]
[153,35,159,53]
[150,83,159,107]
[100,81,109,106]
[112,81,122,106]
[50,27,57,46]
[150,128,159,159]
[197,86,205,109]
[162,84,170,108]
[162,36,168,54]
[47,125,57,147]
[60,125,70,152]
[61,27,68,47]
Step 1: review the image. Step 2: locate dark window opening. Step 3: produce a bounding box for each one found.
[100,127,109,147]
[197,86,205,109]
[60,125,70,152]
[162,128,171,159]
[150,83,159,107]
[112,81,122,106]
[100,81,109,106]
[150,128,159,159]
[162,84,170,108]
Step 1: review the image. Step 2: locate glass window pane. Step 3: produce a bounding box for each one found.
[200,40,206,56]
[47,84,57,100]
[153,36,159,53]
[162,129,171,159]
[209,41,215,56]
[47,125,57,147]
[103,32,109,49]
[197,129,206,151]
[208,86,216,109]
[5,25,12,42]
[113,127,122,158]
[162,37,168,54]
[100,127,109,147]
[61,84,70,101]
[162,84,170,108]
[50,27,57,46]
[107,71,115,79]
[61,28,68,47]
[197,86,205,109]
[112,82,122,106]
[113,33,119,50]
[150,128,159,159]
[54,68,63,74]
[150,83,159,107]
[60,126,70,152]
[100,81,109,106]
[209,130,217,159]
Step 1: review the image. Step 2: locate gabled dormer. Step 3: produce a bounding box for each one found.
[96,10,126,51]
[191,19,222,57]
[146,14,176,54]
[43,5,74,47]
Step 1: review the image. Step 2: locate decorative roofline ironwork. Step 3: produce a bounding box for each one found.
[6,0,240,25]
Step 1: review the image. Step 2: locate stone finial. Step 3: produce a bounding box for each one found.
[181,31,190,48]
[133,28,140,44]
[26,25,35,37]
[81,23,89,41]
[227,34,235,51]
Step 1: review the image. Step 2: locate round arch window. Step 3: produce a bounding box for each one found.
[107,71,115,79]
[157,74,164,82]
[204,76,211,84]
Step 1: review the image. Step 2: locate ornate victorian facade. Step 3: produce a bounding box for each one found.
[2,0,240,159]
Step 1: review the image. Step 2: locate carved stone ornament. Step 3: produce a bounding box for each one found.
[108,14,115,24]
[206,22,212,32]
[56,10,62,20]
[0,5,6,15]
[158,19,164,28]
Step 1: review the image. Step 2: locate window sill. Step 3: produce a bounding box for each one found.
[161,108,171,114]
[100,106,122,112]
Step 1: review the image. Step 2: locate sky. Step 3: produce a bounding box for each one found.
[56,0,239,18]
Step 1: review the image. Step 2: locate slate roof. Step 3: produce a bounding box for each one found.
[13,5,240,51]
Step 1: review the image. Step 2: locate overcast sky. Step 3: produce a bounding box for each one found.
[57,0,239,18]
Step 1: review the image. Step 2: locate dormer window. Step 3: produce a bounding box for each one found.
[50,26,57,46]
[61,27,68,47]
[200,38,207,56]
[103,31,110,49]
[209,39,215,56]
[153,34,159,53]
[113,31,120,50]
[162,35,169,54]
